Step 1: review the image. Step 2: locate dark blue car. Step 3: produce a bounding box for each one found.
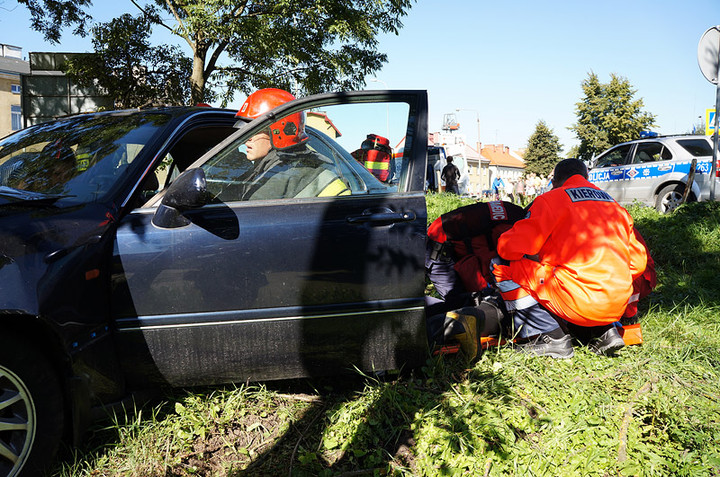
[0,91,429,475]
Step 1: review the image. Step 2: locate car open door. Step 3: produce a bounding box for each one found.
[111,91,429,387]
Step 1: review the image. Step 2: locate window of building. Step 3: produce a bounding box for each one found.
[11,105,22,131]
[11,84,21,94]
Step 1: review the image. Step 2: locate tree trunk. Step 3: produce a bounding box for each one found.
[190,52,207,105]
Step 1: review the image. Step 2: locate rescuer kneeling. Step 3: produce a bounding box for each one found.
[491,159,648,358]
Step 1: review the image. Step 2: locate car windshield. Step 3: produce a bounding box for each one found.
[0,112,173,205]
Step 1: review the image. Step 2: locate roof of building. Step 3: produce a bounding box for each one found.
[480,144,525,169]
[461,143,490,163]
[0,55,30,75]
[306,111,342,137]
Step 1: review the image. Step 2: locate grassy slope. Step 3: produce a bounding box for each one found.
[58,197,720,477]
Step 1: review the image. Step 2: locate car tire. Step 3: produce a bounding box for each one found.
[655,184,687,214]
[0,335,64,477]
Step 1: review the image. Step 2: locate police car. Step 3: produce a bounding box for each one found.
[588,134,719,213]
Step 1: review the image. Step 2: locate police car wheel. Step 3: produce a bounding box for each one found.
[655,184,687,214]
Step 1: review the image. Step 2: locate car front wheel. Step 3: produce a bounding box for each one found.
[655,184,687,214]
[0,335,64,477]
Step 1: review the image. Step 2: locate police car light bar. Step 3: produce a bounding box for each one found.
[639,131,659,138]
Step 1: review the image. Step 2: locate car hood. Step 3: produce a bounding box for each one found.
[0,201,114,256]
[0,202,116,316]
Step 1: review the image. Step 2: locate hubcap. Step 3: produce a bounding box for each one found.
[0,366,35,477]
[662,191,683,213]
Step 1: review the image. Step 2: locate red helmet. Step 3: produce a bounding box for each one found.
[235,88,308,150]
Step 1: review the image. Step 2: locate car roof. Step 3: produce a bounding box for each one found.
[616,135,710,146]
[30,106,237,125]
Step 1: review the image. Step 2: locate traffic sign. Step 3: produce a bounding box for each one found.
[698,26,720,200]
[699,26,720,84]
[707,109,716,135]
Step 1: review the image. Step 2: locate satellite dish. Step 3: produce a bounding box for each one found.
[698,26,720,84]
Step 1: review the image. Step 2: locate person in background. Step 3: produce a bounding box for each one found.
[513,177,525,204]
[441,156,461,194]
[504,179,515,202]
[525,173,537,199]
[491,175,505,200]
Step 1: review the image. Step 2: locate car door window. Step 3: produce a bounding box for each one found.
[134,125,237,207]
[677,138,713,157]
[594,144,632,168]
[632,142,668,163]
[203,102,410,202]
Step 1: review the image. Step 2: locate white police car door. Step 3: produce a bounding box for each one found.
[589,143,634,204]
[111,91,429,387]
[621,141,672,204]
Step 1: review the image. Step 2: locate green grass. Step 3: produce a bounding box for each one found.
[56,199,720,476]
[425,192,477,225]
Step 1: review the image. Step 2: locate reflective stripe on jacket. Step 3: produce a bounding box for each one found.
[363,149,391,182]
[496,175,648,326]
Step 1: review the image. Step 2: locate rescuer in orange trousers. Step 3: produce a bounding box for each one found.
[491,159,647,358]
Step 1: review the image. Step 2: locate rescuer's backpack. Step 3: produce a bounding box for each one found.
[427,200,527,292]
[351,134,393,182]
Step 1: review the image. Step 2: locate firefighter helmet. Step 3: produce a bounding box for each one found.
[235,88,308,150]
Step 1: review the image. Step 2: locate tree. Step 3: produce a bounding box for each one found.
[570,72,656,162]
[566,144,580,159]
[17,0,92,43]
[64,12,192,108]
[689,118,706,135]
[524,120,563,177]
[19,0,414,105]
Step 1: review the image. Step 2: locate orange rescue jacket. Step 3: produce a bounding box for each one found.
[496,175,648,326]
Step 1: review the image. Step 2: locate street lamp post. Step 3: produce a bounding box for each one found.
[456,108,481,152]
[369,78,390,139]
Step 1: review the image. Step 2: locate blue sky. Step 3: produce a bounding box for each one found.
[2,0,718,152]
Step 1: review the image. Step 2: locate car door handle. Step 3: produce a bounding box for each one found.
[346,210,417,225]
[610,169,624,176]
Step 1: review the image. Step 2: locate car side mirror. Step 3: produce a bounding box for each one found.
[152,167,209,228]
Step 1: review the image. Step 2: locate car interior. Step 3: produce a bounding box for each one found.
[135,125,238,207]
[632,143,671,163]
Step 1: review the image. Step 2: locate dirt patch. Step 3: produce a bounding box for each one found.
[390,430,418,474]
[169,396,315,476]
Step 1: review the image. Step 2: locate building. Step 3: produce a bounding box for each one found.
[480,143,526,191]
[22,52,113,126]
[461,143,491,197]
[0,44,30,138]
[428,129,490,196]
[306,111,342,139]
